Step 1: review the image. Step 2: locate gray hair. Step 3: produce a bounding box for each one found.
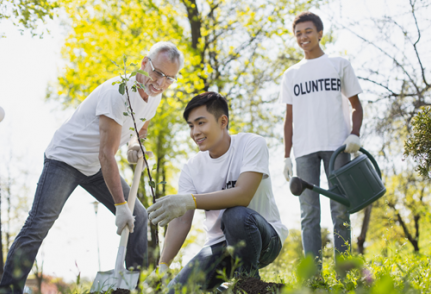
[148,41,184,69]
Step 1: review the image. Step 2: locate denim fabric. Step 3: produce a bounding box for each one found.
[0,157,148,294]
[296,151,351,267]
[167,206,282,293]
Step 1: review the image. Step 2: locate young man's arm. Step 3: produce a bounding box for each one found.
[284,104,293,158]
[343,95,363,153]
[349,95,363,136]
[283,104,294,181]
[147,171,263,226]
[159,210,195,265]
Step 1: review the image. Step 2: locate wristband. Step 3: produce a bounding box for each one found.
[191,194,197,208]
[115,201,127,206]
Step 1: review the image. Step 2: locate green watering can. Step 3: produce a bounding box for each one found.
[290,145,386,214]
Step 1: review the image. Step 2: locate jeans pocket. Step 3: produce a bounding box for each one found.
[259,235,281,268]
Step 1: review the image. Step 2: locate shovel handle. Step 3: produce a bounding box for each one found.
[119,157,144,247]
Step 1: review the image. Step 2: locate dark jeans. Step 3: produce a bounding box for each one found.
[167,206,282,293]
[296,151,351,267]
[0,156,148,294]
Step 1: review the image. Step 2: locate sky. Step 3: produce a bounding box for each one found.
[0,0,421,284]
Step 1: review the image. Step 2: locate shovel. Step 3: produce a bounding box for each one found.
[91,157,144,293]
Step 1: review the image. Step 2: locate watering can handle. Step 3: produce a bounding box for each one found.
[328,145,382,179]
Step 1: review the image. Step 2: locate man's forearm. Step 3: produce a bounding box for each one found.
[351,106,363,136]
[99,153,125,204]
[284,105,293,158]
[160,212,193,265]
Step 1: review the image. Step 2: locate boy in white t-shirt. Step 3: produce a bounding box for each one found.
[279,12,363,267]
[0,42,184,293]
[146,92,288,292]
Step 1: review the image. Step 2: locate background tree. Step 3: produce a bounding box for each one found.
[331,0,431,254]
[0,0,59,37]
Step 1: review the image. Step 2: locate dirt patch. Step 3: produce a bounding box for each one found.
[232,277,284,294]
[108,289,130,294]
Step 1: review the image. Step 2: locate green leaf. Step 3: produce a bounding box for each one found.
[123,55,127,64]
[131,85,137,92]
[129,127,135,131]
[140,118,146,122]
[110,59,119,68]
[130,71,137,77]
[149,181,155,188]
[140,138,145,143]
[123,112,129,116]
[119,83,125,95]
[158,181,167,185]
[137,69,150,77]
[129,63,137,67]
[296,255,318,283]
[152,164,157,171]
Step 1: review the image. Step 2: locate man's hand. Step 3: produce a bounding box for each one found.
[343,134,361,153]
[144,263,169,288]
[147,194,196,227]
[115,202,135,235]
[283,157,293,181]
[127,136,154,164]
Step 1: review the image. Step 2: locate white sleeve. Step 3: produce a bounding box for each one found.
[279,72,293,105]
[240,136,270,179]
[341,60,363,99]
[178,164,198,194]
[95,88,127,126]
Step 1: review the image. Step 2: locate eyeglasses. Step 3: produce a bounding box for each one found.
[148,58,177,84]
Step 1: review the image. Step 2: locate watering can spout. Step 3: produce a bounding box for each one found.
[290,177,351,207]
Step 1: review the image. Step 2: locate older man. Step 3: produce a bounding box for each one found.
[0,42,183,294]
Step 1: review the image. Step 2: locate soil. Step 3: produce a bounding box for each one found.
[101,278,285,294]
[232,277,285,294]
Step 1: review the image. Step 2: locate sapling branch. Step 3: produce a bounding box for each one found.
[113,56,160,264]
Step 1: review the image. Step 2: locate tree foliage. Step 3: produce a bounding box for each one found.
[404,106,431,178]
[0,0,58,36]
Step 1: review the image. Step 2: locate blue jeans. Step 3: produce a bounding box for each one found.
[167,206,282,293]
[0,156,148,294]
[296,151,351,266]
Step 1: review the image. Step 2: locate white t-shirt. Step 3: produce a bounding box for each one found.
[45,76,162,176]
[279,54,362,158]
[178,133,289,246]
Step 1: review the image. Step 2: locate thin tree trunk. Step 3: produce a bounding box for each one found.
[357,204,372,254]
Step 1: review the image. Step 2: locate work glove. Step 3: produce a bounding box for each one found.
[147,194,196,227]
[343,134,361,153]
[283,157,293,182]
[115,202,135,235]
[145,263,169,287]
[127,136,154,164]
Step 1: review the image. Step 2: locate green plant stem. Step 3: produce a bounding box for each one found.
[124,84,160,262]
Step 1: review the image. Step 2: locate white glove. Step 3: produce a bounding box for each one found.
[147,194,196,227]
[283,158,293,181]
[146,263,169,286]
[343,134,361,153]
[127,136,154,164]
[115,202,135,235]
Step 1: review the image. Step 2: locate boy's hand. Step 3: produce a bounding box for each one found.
[343,134,361,153]
[147,194,196,226]
[283,158,293,181]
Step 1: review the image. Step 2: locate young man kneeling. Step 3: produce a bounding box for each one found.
[147,92,289,292]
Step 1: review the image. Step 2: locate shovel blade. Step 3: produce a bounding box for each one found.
[91,269,140,293]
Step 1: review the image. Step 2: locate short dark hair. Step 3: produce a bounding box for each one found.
[183,92,229,129]
[292,11,323,33]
